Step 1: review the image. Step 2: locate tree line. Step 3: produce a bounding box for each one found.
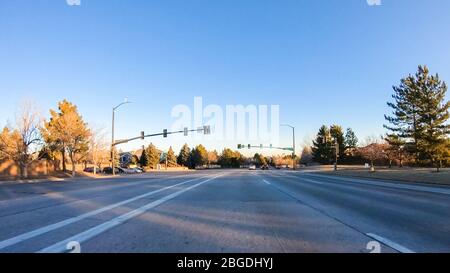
[137,143,246,169]
[0,100,94,178]
[309,65,449,171]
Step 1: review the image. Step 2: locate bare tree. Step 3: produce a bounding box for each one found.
[358,138,388,172]
[0,101,43,178]
[88,126,109,175]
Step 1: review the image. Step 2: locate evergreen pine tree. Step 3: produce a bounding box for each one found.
[415,67,450,169]
[139,148,148,167]
[166,146,178,167]
[145,143,161,169]
[344,128,358,150]
[177,143,191,167]
[190,144,208,168]
[385,65,449,167]
[330,125,345,160]
[312,125,333,164]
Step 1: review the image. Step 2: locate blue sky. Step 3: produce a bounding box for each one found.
[1,0,449,155]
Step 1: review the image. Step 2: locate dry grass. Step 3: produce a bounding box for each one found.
[310,165,450,185]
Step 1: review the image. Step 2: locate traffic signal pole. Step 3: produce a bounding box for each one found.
[112,126,211,147]
[281,124,296,170]
[111,99,132,175]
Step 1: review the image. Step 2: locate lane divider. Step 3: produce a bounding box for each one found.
[37,173,225,253]
[366,233,415,253]
[0,174,216,251]
[261,173,417,253]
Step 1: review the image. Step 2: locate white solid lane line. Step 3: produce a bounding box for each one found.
[366,233,415,253]
[303,174,450,196]
[297,177,324,185]
[37,174,225,253]
[264,173,324,185]
[263,179,271,185]
[0,175,213,250]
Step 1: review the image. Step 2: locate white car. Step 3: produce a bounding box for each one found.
[117,167,137,174]
[249,165,256,170]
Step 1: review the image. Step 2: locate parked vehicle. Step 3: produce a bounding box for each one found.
[117,167,137,174]
[249,165,256,170]
[83,167,102,173]
[103,167,123,174]
[135,167,145,173]
[261,165,269,170]
[132,168,143,173]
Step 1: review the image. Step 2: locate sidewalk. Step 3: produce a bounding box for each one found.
[0,173,117,186]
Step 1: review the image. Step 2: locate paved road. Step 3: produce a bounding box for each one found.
[0,169,448,253]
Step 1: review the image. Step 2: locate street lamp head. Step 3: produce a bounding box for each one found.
[114,99,133,111]
[280,124,294,129]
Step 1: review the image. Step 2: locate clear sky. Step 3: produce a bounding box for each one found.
[1,0,449,155]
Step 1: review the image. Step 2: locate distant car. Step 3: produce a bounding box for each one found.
[117,167,137,174]
[83,167,102,173]
[249,165,256,170]
[130,167,144,173]
[83,167,95,173]
[276,166,281,170]
[136,167,145,173]
[261,165,269,170]
[103,167,123,174]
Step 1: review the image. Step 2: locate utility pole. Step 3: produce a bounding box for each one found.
[334,138,339,171]
[111,99,132,175]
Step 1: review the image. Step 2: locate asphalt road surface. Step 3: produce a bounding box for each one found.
[0,169,449,253]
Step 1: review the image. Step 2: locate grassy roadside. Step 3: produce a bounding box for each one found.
[308,165,450,185]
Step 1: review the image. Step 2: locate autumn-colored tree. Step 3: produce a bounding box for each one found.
[190,145,208,168]
[253,153,267,167]
[207,150,219,167]
[0,101,42,178]
[42,100,90,177]
[166,146,178,167]
[218,148,244,168]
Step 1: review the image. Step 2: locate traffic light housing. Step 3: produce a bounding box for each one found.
[163,129,168,138]
[140,131,145,140]
[203,125,211,135]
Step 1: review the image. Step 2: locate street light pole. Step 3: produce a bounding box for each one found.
[334,138,338,171]
[281,124,296,170]
[111,99,132,175]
